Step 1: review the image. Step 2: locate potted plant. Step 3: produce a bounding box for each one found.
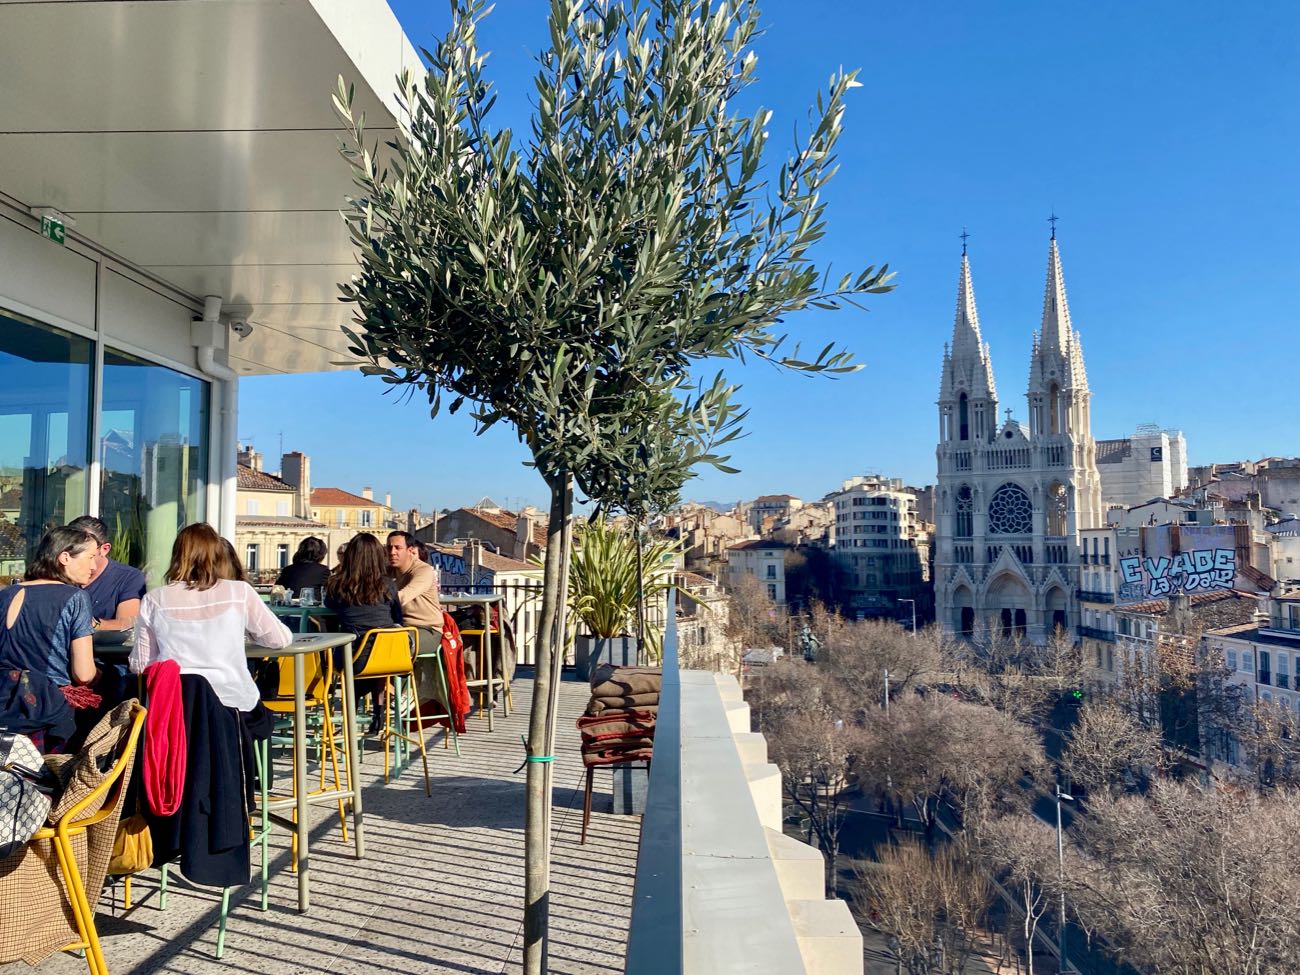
[569,517,676,679]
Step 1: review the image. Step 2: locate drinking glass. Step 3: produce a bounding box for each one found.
[300,587,315,607]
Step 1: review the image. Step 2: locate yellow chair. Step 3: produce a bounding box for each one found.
[254,650,348,909]
[353,627,431,796]
[33,701,146,975]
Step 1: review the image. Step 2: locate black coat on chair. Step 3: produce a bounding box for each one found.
[146,675,266,888]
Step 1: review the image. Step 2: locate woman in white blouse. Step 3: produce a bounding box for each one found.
[131,523,292,710]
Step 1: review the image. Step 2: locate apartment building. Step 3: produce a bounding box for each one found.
[1095,424,1188,508]
[726,539,791,605]
[828,476,930,622]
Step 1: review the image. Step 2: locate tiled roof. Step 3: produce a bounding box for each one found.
[311,487,380,507]
[458,507,549,550]
[677,571,717,589]
[237,464,295,492]
[1095,439,1133,465]
[477,550,540,573]
[1206,623,1300,649]
[728,539,791,551]
[754,494,797,504]
[236,515,328,529]
[1118,590,1250,616]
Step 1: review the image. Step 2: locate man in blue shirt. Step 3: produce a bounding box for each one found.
[67,515,147,631]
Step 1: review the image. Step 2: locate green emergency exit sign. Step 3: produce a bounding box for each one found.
[40,214,65,245]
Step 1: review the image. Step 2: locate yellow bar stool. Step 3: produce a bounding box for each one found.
[353,627,432,796]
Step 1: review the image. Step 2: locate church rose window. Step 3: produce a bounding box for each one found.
[988,483,1032,534]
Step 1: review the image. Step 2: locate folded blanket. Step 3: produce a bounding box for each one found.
[589,664,662,697]
[587,691,660,713]
[577,710,657,734]
[582,736,654,753]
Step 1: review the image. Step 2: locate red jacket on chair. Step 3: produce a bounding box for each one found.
[143,659,186,816]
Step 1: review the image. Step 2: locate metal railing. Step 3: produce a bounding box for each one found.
[1078,625,1117,642]
[1076,589,1115,603]
[441,581,545,665]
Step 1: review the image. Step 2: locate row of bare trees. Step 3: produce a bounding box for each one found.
[747,606,1300,974]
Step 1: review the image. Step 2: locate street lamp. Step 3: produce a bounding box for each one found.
[898,597,917,635]
[1055,783,1074,975]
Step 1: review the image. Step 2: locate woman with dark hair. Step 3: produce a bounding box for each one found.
[325,534,403,730]
[131,524,292,709]
[324,534,403,638]
[0,527,101,748]
[276,536,329,597]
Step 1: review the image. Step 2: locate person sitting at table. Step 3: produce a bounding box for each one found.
[130,524,292,711]
[276,536,329,597]
[388,530,449,718]
[219,537,249,583]
[68,514,146,633]
[325,534,403,730]
[0,527,101,751]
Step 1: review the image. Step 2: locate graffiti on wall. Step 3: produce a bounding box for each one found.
[1116,525,1237,603]
[431,550,494,590]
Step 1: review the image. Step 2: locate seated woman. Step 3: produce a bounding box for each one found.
[0,527,101,750]
[324,534,403,729]
[131,524,292,711]
[276,536,329,597]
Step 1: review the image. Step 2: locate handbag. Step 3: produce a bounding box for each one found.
[0,732,55,859]
[108,813,153,875]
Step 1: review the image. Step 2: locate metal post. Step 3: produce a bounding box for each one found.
[1055,783,1072,974]
[899,598,917,636]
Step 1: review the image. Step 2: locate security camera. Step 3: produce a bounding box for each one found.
[229,319,254,340]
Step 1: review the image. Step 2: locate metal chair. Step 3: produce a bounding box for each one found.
[353,627,431,796]
[33,701,146,975]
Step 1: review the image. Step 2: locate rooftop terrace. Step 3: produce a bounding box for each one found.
[14,678,639,975]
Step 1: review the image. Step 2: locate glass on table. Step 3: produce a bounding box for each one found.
[300,587,316,607]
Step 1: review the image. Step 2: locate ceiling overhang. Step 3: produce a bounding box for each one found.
[0,0,421,375]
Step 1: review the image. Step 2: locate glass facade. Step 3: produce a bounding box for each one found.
[100,348,209,587]
[0,310,92,578]
[0,307,208,585]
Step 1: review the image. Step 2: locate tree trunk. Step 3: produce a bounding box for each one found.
[634,516,646,665]
[523,472,572,975]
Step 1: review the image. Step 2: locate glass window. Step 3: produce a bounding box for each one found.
[276,500,289,517]
[276,543,289,569]
[360,509,373,528]
[99,348,208,588]
[245,544,259,572]
[766,583,777,600]
[1227,649,1239,672]
[765,564,776,579]
[1242,651,1253,672]
[0,310,91,579]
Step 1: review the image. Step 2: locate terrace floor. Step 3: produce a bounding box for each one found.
[12,676,640,975]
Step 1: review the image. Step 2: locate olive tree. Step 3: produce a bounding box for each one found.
[333,1,892,967]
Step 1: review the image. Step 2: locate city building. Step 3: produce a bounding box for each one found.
[662,502,752,575]
[309,486,396,535]
[1266,515,1300,584]
[747,494,803,534]
[934,236,1104,641]
[1188,457,1300,512]
[235,461,327,578]
[417,503,548,563]
[1095,424,1188,509]
[828,475,930,621]
[726,539,792,605]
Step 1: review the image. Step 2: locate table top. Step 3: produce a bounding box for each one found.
[441,593,506,607]
[93,630,354,659]
[270,604,336,616]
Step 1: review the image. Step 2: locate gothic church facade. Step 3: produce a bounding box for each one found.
[935,235,1103,642]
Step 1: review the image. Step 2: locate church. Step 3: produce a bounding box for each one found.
[934,231,1104,642]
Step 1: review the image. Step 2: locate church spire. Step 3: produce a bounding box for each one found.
[1038,234,1074,358]
[949,250,997,400]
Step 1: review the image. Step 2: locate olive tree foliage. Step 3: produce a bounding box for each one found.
[332,1,892,967]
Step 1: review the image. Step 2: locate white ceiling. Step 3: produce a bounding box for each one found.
[0,0,421,375]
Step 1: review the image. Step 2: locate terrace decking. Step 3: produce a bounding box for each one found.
[10,677,639,975]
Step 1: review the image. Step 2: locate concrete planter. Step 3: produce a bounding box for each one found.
[574,634,638,681]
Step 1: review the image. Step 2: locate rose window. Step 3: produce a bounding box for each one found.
[988,484,1032,535]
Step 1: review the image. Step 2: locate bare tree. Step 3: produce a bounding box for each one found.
[1237,696,1300,789]
[1069,780,1300,975]
[760,671,864,894]
[724,573,786,656]
[855,695,1045,836]
[1061,700,1163,799]
[973,814,1058,975]
[814,612,941,718]
[857,839,991,975]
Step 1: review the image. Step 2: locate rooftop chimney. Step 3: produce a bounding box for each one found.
[362,486,374,501]
[281,452,311,519]
[385,492,392,509]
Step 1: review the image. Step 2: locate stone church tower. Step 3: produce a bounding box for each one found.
[935,233,1103,642]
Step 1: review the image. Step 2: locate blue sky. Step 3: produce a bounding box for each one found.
[241,0,1300,513]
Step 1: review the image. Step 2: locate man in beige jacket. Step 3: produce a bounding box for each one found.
[388,530,445,716]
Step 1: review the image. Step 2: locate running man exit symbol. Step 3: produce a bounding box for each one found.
[40,215,65,245]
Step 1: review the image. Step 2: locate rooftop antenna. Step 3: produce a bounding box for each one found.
[959,226,970,256]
